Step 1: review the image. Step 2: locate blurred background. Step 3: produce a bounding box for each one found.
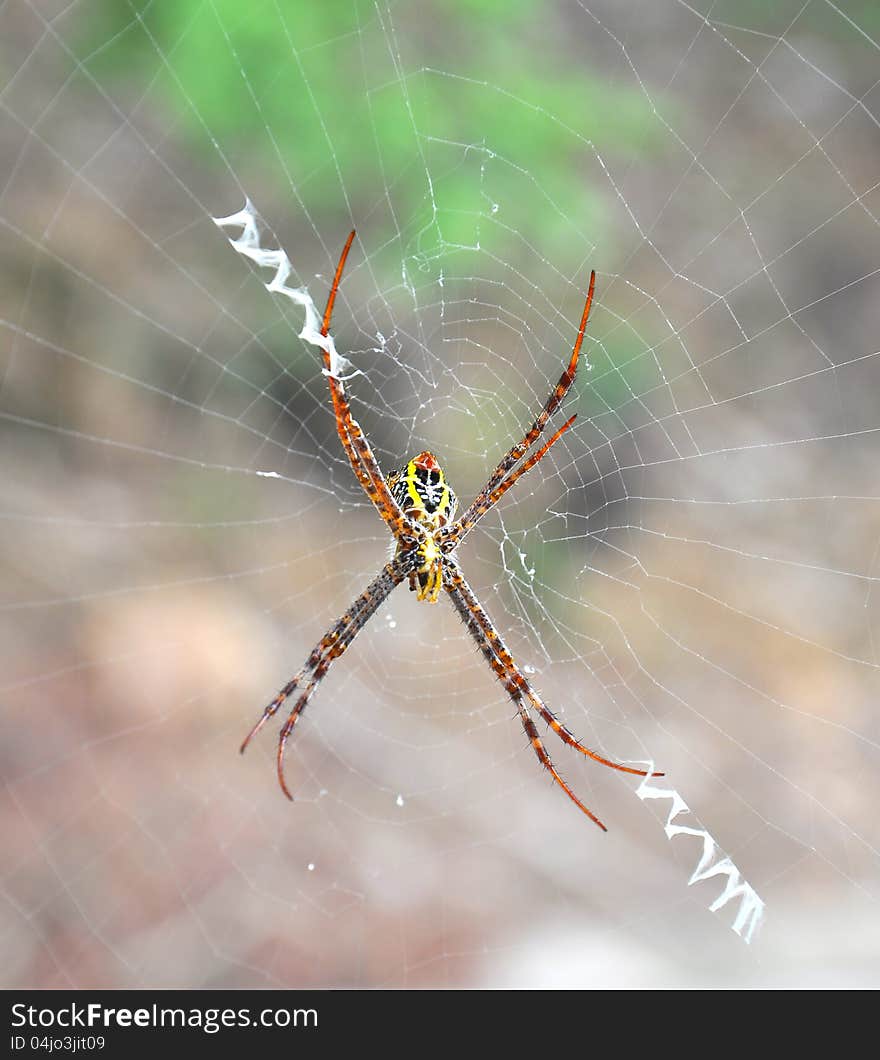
[2,0,879,987]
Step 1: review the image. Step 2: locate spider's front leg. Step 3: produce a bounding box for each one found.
[439,271,595,555]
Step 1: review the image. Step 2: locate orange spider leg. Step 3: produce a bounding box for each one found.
[443,564,607,829]
[516,701,608,831]
[438,413,577,547]
[242,557,414,799]
[447,558,661,778]
[442,270,595,549]
[443,558,661,828]
[240,565,387,755]
[317,231,414,540]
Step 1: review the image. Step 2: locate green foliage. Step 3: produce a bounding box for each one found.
[80,1,666,259]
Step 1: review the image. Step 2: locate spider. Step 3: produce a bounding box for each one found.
[242,231,662,830]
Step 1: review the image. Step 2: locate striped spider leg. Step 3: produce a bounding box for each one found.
[242,231,420,795]
[437,271,596,554]
[443,558,659,831]
[435,275,660,828]
[242,553,417,798]
[314,230,414,543]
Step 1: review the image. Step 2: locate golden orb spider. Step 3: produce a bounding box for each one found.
[242,231,662,830]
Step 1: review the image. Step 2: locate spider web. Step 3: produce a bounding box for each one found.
[2,0,879,988]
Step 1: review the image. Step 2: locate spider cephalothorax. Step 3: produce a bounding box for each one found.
[241,230,662,830]
[387,451,458,602]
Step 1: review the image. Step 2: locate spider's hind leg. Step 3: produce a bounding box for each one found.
[442,557,661,829]
[241,667,308,754]
[244,557,413,799]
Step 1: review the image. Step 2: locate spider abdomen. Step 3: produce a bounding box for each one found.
[388,451,458,526]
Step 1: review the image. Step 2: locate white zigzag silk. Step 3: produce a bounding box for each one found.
[636,771,764,943]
